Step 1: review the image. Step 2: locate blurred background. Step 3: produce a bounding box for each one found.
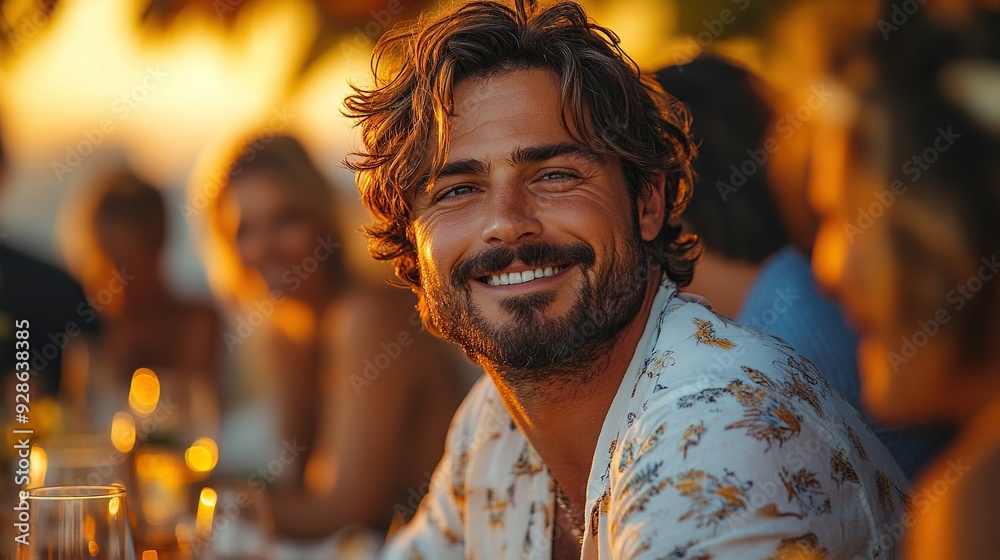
[0,0,858,286]
[2,0,998,558]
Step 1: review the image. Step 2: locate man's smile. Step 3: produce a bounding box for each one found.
[481,263,567,286]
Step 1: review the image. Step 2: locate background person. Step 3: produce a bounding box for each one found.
[657,54,952,479]
[60,168,222,437]
[809,5,1000,558]
[202,133,476,545]
[0,123,100,399]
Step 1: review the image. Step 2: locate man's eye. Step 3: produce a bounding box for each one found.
[541,171,575,181]
[436,185,477,202]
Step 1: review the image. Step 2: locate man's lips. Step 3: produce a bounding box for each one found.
[479,264,567,286]
[452,241,595,289]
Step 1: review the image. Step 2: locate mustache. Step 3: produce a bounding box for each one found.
[451,241,596,287]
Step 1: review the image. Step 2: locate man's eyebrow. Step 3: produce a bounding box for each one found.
[437,158,489,179]
[509,142,604,167]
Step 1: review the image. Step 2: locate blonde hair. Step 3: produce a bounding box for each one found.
[198,133,347,311]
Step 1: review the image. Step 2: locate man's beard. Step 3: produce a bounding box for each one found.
[419,230,649,389]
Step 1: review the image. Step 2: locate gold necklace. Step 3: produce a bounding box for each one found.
[554,482,585,544]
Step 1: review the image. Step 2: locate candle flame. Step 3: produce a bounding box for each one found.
[195,487,218,540]
[27,446,47,488]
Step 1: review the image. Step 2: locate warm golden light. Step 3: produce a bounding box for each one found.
[195,487,218,540]
[200,487,218,508]
[812,222,848,293]
[111,412,137,453]
[129,368,161,415]
[184,437,219,473]
[84,513,96,540]
[85,513,99,556]
[135,450,187,526]
[27,446,47,488]
[33,397,63,435]
[142,551,158,560]
[175,524,194,558]
[0,0,318,177]
[109,496,120,517]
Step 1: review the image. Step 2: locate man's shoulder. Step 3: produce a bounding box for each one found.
[644,291,812,390]
[632,293,862,451]
[601,295,911,556]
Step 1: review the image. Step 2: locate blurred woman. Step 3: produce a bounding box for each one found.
[811,7,1000,559]
[202,134,474,542]
[63,169,221,437]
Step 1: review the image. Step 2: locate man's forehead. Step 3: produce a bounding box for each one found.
[446,68,590,154]
[451,67,563,119]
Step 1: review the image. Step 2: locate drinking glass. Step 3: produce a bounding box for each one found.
[12,485,137,560]
[186,481,277,560]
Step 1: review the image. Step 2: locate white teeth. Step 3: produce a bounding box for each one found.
[486,265,563,287]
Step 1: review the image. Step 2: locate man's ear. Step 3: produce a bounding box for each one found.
[637,173,667,243]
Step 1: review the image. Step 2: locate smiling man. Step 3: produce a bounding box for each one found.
[346,1,908,558]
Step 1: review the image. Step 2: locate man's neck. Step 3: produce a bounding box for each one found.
[486,269,663,507]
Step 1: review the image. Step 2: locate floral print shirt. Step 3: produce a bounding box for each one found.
[382,278,910,559]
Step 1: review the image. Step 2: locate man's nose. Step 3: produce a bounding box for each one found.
[480,186,542,245]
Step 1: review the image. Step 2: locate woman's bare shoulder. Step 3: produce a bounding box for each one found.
[323,283,420,339]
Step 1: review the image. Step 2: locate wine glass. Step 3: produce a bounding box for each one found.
[30,434,129,489]
[12,485,137,559]
[184,481,277,560]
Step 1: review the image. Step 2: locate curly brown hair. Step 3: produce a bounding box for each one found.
[345,0,699,291]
